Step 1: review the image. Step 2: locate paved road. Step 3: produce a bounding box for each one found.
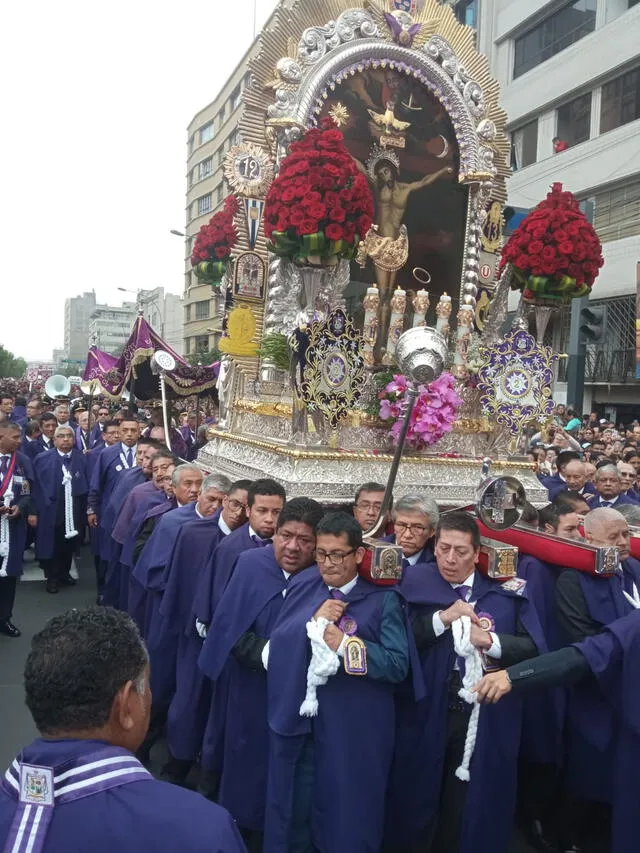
[0,546,97,770]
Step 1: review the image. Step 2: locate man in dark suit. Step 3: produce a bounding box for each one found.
[387,493,438,567]
[592,464,639,509]
[0,396,26,428]
[542,450,597,502]
[37,413,57,452]
[20,421,44,461]
[33,426,89,594]
[179,412,199,461]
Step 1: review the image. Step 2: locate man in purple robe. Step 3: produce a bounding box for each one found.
[591,464,639,509]
[179,411,199,461]
[0,422,35,638]
[33,426,89,595]
[193,478,285,787]
[200,498,324,846]
[89,403,112,447]
[475,610,640,853]
[35,413,57,453]
[386,512,543,853]
[264,511,409,853]
[541,451,597,502]
[19,420,44,462]
[553,507,640,843]
[0,607,247,853]
[161,479,250,785]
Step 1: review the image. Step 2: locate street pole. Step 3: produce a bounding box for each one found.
[566,294,589,413]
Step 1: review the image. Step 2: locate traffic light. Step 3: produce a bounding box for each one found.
[579,305,607,344]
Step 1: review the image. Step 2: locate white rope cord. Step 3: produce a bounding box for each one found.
[299,616,340,718]
[0,482,13,575]
[62,466,78,540]
[452,615,484,782]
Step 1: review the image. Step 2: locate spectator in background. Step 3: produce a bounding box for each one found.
[553,136,569,153]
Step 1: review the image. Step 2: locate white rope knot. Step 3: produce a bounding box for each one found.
[452,615,484,782]
[62,467,78,540]
[299,617,340,718]
[0,486,14,567]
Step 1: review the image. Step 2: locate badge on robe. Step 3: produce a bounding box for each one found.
[344,636,367,675]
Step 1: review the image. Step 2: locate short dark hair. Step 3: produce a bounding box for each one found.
[436,512,481,550]
[230,478,252,495]
[277,497,325,532]
[539,503,575,531]
[521,502,539,526]
[316,511,363,550]
[39,412,57,425]
[150,449,178,466]
[24,608,148,735]
[248,478,286,507]
[354,482,387,504]
[102,420,120,431]
[1,396,14,404]
[553,491,589,511]
[25,419,41,438]
[556,451,581,471]
[138,437,163,451]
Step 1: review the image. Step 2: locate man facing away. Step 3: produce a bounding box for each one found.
[0,607,247,853]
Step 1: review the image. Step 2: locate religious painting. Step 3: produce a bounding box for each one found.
[234,252,266,302]
[319,66,467,310]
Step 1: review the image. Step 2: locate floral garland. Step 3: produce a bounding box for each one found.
[191,194,240,287]
[378,372,462,448]
[499,182,603,303]
[264,118,374,267]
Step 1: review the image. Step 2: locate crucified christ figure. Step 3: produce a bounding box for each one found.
[355,157,453,361]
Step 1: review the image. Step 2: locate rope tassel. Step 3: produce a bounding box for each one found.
[451,615,483,782]
[299,617,340,718]
[62,467,78,541]
[0,486,13,574]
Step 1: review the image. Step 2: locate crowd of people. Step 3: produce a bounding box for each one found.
[1,389,640,853]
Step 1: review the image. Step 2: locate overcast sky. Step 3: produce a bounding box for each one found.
[0,0,279,362]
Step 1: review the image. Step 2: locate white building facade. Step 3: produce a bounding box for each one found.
[476,0,640,419]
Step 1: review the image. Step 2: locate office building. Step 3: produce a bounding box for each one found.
[63,291,97,366]
[89,303,137,355]
[477,0,640,418]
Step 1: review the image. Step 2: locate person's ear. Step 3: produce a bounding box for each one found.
[355,546,366,566]
[544,523,555,535]
[114,681,136,732]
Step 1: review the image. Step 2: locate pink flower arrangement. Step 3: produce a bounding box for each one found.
[378,372,462,448]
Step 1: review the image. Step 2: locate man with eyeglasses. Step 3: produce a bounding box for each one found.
[163,479,251,787]
[90,405,112,447]
[388,493,438,567]
[264,511,409,853]
[352,481,389,533]
[386,512,542,853]
[193,478,286,791]
[200,498,324,847]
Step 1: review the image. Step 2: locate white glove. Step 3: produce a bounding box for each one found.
[195,619,208,639]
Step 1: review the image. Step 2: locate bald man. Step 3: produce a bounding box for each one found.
[554,508,640,830]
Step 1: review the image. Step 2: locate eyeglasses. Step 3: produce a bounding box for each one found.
[395,522,430,535]
[355,502,383,513]
[316,549,356,566]
[226,498,247,512]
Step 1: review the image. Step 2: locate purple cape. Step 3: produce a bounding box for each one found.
[98,466,146,562]
[200,546,289,830]
[0,738,247,853]
[517,554,566,765]
[193,523,253,625]
[387,562,545,853]
[126,499,176,630]
[264,568,407,853]
[577,613,640,853]
[88,443,137,521]
[165,514,228,761]
[33,449,88,560]
[0,452,34,577]
[565,559,640,800]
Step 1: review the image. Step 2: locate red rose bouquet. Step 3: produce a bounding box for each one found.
[499,183,603,303]
[191,194,240,287]
[264,118,374,267]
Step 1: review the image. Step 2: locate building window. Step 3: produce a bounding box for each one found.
[199,157,213,180]
[230,129,240,147]
[216,147,224,166]
[511,119,538,169]
[556,92,592,149]
[199,121,214,144]
[216,185,224,205]
[184,271,192,291]
[198,194,212,216]
[513,0,597,79]
[219,104,226,124]
[188,134,194,154]
[600,67,640,133]
[589,178,640,242]
[194,300,210,320]
[231,86,242,111]
[194,335,210,353]
[185,337,191,355]
[185,304,192,323]
[188,169,194,188]
[453,0,478,27]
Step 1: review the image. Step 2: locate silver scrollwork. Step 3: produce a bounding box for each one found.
[298,10,379,65]
[264,257,304,335]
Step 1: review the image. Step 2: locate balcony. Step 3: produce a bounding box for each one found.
[558,348,637,384]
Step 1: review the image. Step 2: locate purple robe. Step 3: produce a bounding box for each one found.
[126,499,176,631]
[98,466,146,563]
[0,452,34,577]
[19,437,43,461]
[164,514,227,761]
[179,425,197,461]
[517,555,566,766]
[565,559,640,801]
[88,443,137,520]
[264,568,409,853]
[544,473,597,501]
[193,523,253,625]
[0,738,247,853]
[578,613,640,853]
[387,563,545,853]
[134,503,199,707]
[33,449,88,560]
[199,546,288,830]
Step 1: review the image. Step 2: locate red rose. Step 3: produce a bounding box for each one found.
[308,203,328,220]
[329,206,346,222]
[541,245,557,262]
[299,219,319,235]
[528,240,544,255]
[290,210,305,227]
[282,188,297,203]
[558,241,574,255]
[325,224,345,240]
[215,246,229,259]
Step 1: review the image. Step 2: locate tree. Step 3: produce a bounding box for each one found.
[0,345,28,379]
[186,347,221,367]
